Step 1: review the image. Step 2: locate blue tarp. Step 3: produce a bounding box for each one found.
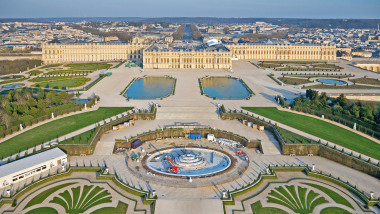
[189,133,201,140]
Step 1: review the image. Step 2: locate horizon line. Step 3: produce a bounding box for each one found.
[1,16,380,20]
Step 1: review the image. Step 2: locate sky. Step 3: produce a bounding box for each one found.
[0,0,379,19]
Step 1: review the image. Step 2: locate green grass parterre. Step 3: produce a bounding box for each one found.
[0,107,132,158]
[243,107,380,160]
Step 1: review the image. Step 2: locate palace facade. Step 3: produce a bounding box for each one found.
[42,42,337,68]
[42,43,146,64]
[225,43,336,61]
[143,44,232,69]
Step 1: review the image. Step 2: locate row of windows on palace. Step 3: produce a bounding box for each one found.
[144,57,231,64]
[43,50,335,57]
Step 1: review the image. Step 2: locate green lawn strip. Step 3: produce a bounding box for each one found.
[352,78,380,86]
[0,107,132,158]
[27,70,43,76]
[82,195,112,211]
[251,201,287,214]
[81,188,111,209]
[47,70,92,75]
[285,75,351,78]
[320,207,352,214]
[50,196,69,212]
[30,76,81,82]
[81,186,103,208]
[267,74,282,85]
[91,201,129,214]
[278,127,316,144]
[25,207,58,214]
[0,78,28,85]
[304,84,379,89]
[306,190,321,210]
[278,77,312,85]
[59,190,73,209]
[72,186,81,208]
[40,64,62,69]
[286,186,303,209]
[298,186,308,209]
[77,185,93,209]
[302,182,354,209]
[271,186,299,210]
[32,77,91,89]
[60,129,94,145]
[309,197,329,212]
[66,63,112,71]
[242,107,380,160]
[24,182,76,209]
[267,196,296,211]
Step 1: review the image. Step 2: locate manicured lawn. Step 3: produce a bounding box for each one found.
[27,70,43,76]
[91,201,129,214]
[352,77,380,86]
[25,207,58,214]
[0,107,132,158]
[302,183,353,209]
[0,78,28,85]
[243,107,380,159]
[30,76,79,82]
[66,62,112,71]
[320,207,351,214]
[278,77,312,85]
[304,84,379,89]
[40,64,62,69]
[60,129,94,145]
[32,77,90,89]
[278,127,316,144]
[24,182,76,209]
[251,201,287,214]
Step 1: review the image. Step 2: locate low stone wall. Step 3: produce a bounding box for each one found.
[319,145,380,178]
[114,127,262,153]
[281,143,320,155]
[220,111,380,178]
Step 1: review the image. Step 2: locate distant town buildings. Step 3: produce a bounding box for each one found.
[2,20,380,66]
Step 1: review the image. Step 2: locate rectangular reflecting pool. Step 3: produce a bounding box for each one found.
[200,76,252,99]
[124,76,176,99]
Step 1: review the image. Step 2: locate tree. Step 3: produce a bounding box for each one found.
[26,97,37,108]
[37,99,47,109]
[360,104,374,120]
[305,89,318,100]
[58,91,70,104]
[1,112,12,129]
[223,27,230,34]
[37,88,45,100]
[336,94,349,107]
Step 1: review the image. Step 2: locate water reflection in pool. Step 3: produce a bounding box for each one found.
[124,76,175,99]
[201,76,252,99]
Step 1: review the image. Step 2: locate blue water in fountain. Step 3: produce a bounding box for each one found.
[2,83,24,89]
[318,79,346,85]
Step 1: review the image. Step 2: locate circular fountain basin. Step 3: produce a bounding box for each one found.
[145,147,232,177]
[318,79,346,85]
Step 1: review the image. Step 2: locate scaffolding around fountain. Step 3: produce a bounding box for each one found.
[144,147,234,178]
